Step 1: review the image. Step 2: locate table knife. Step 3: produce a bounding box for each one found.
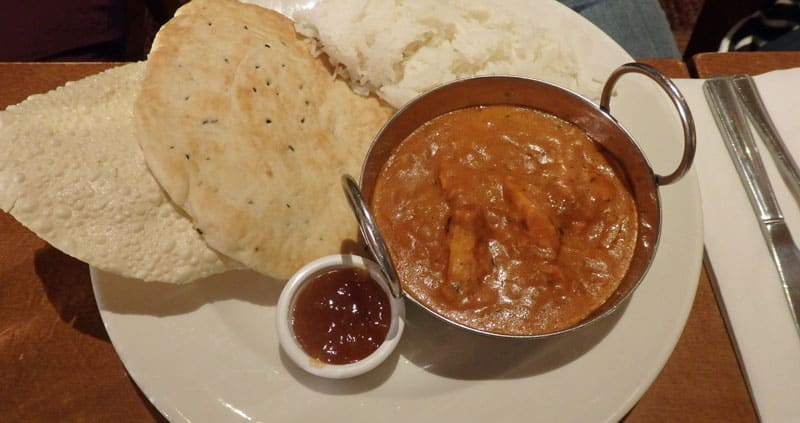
[704,77,800,336]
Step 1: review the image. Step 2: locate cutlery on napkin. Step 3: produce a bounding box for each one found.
[703,75,800,337]
[674,70,800,422]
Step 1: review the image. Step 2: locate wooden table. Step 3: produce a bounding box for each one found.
[691,51,800,78]
[0,55,790,422]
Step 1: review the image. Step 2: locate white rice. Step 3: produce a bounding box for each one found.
[293,0,599,108]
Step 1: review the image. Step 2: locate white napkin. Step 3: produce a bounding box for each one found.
[675,70,800,422]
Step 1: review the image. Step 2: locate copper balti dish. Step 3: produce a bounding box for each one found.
[350,62,696,339]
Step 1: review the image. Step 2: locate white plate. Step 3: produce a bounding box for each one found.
[93,1,704,422]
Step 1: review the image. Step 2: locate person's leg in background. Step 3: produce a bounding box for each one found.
[558,0,680,58]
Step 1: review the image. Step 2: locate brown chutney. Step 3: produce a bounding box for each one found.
[371,105,638,335]
[291,267,391,364]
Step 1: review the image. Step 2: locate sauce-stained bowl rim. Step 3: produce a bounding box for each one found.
[275,254,406,379]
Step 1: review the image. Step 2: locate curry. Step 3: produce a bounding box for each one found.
[371,105,638,335]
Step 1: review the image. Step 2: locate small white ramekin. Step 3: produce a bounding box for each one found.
[276,254,405,379]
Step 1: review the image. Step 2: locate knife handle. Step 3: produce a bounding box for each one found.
[703,78,784,222]
[731,74,800,205]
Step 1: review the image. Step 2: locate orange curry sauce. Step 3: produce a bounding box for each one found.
[372,105,637,335]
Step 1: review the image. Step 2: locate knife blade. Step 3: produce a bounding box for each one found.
[704,77,800,336]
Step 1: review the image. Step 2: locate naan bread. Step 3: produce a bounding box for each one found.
[0,63,238,283]
[135,0,393,279]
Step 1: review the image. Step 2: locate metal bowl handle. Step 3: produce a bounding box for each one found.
[341,174,403,298]
[600,62,696,186]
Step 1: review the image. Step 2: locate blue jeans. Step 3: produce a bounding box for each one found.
[558,0,680,58]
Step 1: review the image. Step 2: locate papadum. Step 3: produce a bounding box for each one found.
[0,63,239,283]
